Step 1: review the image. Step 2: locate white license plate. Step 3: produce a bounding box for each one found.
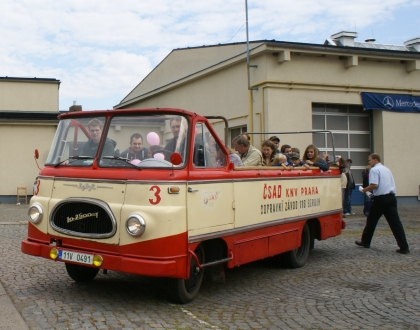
[58,250,93,265]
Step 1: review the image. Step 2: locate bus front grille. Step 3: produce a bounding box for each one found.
[50,198,117,238]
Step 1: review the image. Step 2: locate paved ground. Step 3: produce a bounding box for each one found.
[0,203,419,330]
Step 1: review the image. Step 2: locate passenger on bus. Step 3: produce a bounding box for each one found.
[227,146,243,167]
[321,152,332,165]
[269,136,281,154]
[213,143,242,167]
[165,116,186,161]
[291,147,300,154]
[289,152,305,167]
[241,132,259,155]
[281,144,292,156]
[233,135,262,166]
[81,118,115,157]
[273,154,289,169]
[240,132,251,141]
[261,140,276,166]
[280,144,292,164]
[302,144,330,171]
[120,133,147,161]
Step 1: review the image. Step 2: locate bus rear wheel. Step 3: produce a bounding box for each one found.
[167,244,205,304]
[282,223,311,268]
[65,263,99,282]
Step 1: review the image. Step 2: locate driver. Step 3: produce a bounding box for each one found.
[80,118,115,157]
[120,133,147,161]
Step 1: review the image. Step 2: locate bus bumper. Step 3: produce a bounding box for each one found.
[21,239,182,278]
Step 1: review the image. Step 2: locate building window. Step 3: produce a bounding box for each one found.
[312,103,371,184]
[229,126,247,147]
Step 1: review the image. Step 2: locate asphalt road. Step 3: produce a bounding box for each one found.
[0,203,419,330]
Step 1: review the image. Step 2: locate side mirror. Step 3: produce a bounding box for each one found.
[34,149,41,170]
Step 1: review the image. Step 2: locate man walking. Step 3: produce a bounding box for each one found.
[356,153,409,254]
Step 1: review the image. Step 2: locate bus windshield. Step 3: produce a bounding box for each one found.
[45,114,189,168]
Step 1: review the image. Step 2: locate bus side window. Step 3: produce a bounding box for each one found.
[193,123,205,167]
[193,122,225,168]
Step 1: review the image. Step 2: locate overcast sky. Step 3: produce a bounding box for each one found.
[1,0,419,111]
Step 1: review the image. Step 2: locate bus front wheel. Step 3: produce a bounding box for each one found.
[282,223,311,268]
[167,244,205,304]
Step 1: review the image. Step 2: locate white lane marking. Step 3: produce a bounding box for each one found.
[168,304,221,329]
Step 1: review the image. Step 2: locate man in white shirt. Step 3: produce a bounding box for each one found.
[356,153,409,254]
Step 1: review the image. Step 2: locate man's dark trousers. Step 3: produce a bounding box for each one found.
[361,194,409,250]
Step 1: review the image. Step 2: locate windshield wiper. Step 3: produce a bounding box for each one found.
[54,156,94,167]
[101,156,142,169]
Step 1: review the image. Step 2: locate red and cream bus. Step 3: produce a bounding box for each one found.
[22,108,345,303]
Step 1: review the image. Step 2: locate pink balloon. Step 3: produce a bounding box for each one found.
[147,132,160,146]
[131,159,141,165]
[154,153,164,160]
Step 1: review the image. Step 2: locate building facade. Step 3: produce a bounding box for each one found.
[0,77,60,203]
[115,32,420,203]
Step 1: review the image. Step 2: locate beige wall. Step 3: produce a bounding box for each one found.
[382,112,420,195]
[0,78,60,199]
[122,43,260,105]
[121,61,250,145]
[0,81,58,111]
[0,124,57,196]
[254,88,361,152]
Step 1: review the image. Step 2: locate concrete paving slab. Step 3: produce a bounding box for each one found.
[0,282,29,330]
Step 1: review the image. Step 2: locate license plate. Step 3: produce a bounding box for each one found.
[58,250,93,265]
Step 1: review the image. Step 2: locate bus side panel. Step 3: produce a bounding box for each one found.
[234,237,269,265]
[319,214,343,240]
[221,221,305,267]
[233,176,342,229]
[233,229,301,266]
[268,230,300,256]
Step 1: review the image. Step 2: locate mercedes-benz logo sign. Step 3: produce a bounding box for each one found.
[383,96,394,109]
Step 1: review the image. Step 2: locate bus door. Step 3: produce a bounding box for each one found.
[187,122,234,237]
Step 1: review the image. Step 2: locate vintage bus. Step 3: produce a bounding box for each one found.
[22,108,345,303]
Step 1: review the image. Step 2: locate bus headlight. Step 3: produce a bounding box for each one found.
[28,204,43,224]
[125,214,146,237]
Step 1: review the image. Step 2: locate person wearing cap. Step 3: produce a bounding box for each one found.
[289,152,305,167]
[232,135,262,166]
[269,136,281,154]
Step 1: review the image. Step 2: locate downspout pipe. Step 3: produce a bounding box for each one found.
[245,0,258,143]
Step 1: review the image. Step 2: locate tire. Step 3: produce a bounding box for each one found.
[65,263,99,282]
[282,223,311,268]
[167,244,205,304]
